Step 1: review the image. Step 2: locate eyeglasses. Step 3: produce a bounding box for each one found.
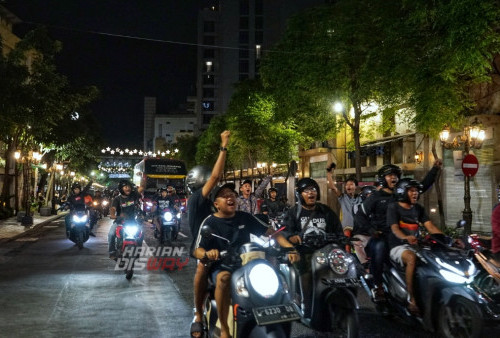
[303,187,317,193]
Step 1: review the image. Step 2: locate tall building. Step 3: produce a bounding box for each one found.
[195,0,326,131]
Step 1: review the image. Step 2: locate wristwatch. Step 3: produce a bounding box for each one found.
[220,147,228,151]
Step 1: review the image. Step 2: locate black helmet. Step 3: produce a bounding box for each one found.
[118,180,133,195]
[377,164,402,188]
[395,178,423,203]
[71,182,81,191]
[297,177,320,200]
[159,186,168,193]
[186,165,212,192]
[360,185,377,201]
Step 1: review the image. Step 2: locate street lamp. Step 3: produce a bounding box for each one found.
[439,117,485,234]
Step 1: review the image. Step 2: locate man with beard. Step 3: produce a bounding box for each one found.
[283,177,343,318]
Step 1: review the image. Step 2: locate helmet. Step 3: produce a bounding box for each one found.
[159,186,168,193]
[395,178,422,203]
[360,185,377,200]
[377,164,402,188]
[118,180,133,195]
[186,165,212,192]
[297,177,320,200]
[268,187,278,194]
[71,182,81,191]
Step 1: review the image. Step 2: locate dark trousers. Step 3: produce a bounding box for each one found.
[366,236,389,286]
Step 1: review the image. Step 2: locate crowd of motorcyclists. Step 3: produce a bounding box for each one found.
[53,128,500,337]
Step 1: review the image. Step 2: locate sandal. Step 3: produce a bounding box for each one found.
[190,320,204,338]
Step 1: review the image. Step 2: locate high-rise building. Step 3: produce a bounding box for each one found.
[195,0,327,132]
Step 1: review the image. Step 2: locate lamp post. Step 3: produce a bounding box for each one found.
[333,102,348,169]
[439,118,485,235]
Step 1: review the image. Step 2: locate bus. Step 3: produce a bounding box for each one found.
[133,158,188,215]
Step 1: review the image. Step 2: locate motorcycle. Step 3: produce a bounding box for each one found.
[361,232,484,338]
[114,216,144,280]
[64,203,91,249]
[101,198,110,217]
[201,225,300,338]
[279,230,362,338]
[154,207,181,244]
[456,221,500,322]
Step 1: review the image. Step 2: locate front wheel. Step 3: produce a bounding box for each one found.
[438,296,483,338]
[77,231,84,250]
[329,306,359,338]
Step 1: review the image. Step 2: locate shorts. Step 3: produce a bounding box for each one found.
[390,244,416,266]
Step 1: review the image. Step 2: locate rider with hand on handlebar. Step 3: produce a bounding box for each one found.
[193,183,299,338]
[388,178,443,316]
[282,177,343,318]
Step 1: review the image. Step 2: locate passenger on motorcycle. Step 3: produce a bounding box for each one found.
[188,130,230,338]
[351,185,378,266]
[153,186,180,236]
[283,177,343,318]
[193,183,299,338]
[388,178,443,316]
[108,180,143,260]
[261,187,286,218]
[353,160,442,302]
[65,181,95,237]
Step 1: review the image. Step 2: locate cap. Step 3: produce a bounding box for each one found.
[210,183,236,202]
[241,179,252,186]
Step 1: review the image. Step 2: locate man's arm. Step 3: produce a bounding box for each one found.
[326,170,342,197]
[420,159,442,193]
[390,223,417,244]
[423,220,442,234]
[255,174,272,198]
[201,130,231,198]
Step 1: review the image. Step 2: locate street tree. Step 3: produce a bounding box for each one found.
[0,28,100,208]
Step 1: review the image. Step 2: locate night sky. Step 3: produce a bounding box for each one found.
[4,0,199,148]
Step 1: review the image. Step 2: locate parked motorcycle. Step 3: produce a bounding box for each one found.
[64,204,91,249]
[154,207,181,244]
[201,225,300,338]
[114,216,144,280]
[279,230,362,338]
[361,232,483,338]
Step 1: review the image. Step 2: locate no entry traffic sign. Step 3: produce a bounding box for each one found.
[462,154,479,177]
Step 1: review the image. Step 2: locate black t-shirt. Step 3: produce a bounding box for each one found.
[353,189,396,236]
[155,196,177,213]
[386,202,429,249]
[283,203,343,238]
[194,211,269,253]
[112,191,140,220]
[187,189,213,238]
[67,193,89,208]
[261,198,286,218]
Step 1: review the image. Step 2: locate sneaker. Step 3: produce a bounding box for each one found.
[371,287,386,303]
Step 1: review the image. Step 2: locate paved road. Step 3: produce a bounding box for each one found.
[0,216,192,338]
[1,215,499,337]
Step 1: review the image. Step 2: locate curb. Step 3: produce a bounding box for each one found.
[1,212,68,243]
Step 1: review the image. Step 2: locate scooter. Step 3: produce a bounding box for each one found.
[361,232,484,338]
[457,221,500,322]
[201,225,300,338]
[279,230,362,338]
[154,207,181,244]
[115,216,144,280]
[65,204,91,249]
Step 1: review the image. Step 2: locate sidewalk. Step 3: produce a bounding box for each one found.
[0,212,67,242]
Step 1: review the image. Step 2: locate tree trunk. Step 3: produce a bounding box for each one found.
[431,139,446,229]
[1,137,16,208]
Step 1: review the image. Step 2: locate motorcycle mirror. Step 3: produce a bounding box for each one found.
[456,220,466,229]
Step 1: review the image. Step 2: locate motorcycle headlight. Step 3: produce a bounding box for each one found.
[328,249,352,275]
[93,201,98,206]
[248,263,279,298]
[146,202,153,207]
[436,257,476,284]
[163,212,173,221]
[102,200,109,206]
[72,214,88,223]
[124,225,139,238]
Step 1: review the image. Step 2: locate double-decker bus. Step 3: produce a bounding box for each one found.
[133,158,188,215]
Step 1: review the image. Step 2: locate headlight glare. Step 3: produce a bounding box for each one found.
[124,225,139,238]
[163,212,173,221]
[248,264,279,298]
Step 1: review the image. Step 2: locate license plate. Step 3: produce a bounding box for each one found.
[252,303,300,326]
